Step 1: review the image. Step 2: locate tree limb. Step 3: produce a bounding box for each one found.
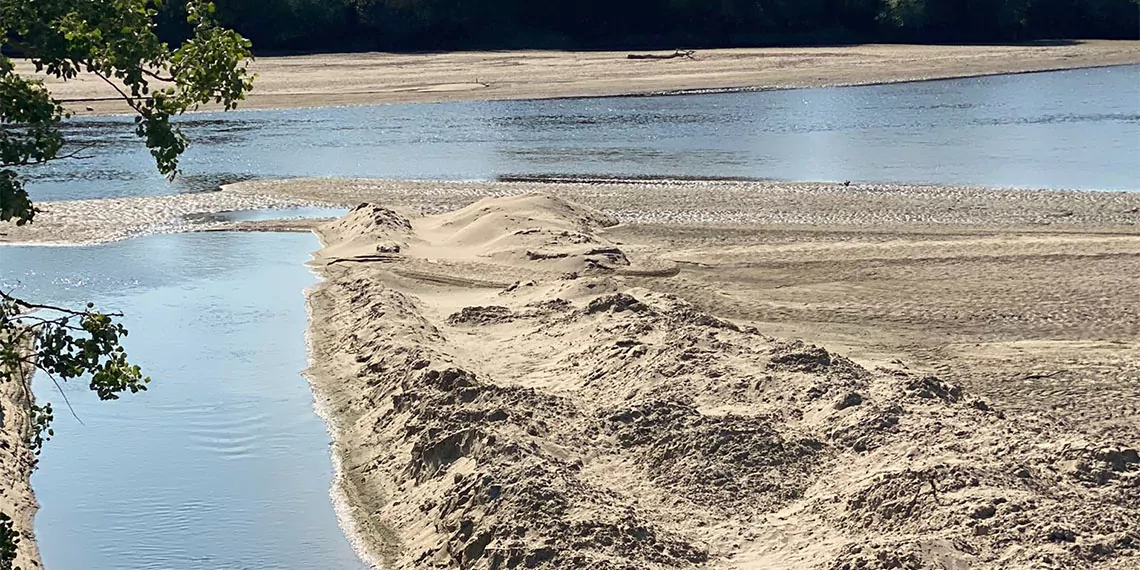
[627,50,696,60]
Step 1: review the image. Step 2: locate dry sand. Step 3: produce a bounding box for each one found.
[275,180,1140,569]
[14,41,1140,115]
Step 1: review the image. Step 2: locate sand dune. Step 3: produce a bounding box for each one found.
[305,194,1140,569]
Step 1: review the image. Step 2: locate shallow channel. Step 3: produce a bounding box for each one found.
[0,232,368,570]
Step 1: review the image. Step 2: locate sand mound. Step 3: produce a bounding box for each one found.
[422,194,619,241]
[318,194,631,276]
[306,196,1139,570]
[326,203,415,237]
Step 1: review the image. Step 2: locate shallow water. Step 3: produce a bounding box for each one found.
[19,65,1140,202]
[188,206,351,224]
[0,233,368,570]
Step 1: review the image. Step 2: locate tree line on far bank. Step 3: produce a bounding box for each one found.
[155,0,1139,53]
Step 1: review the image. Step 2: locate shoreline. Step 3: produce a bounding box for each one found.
[302,227,389,570]
[52,61,1140,118]
[304,282,388,570]
[533,61,1139,101]
[15,41,1140,115]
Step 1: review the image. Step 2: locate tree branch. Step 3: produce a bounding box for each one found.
[140,68,175,83]
[93,71,147,116]
[41,368,84,426]
[1,290,124,318]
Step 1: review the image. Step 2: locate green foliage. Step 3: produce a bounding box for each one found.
[1,2,253,563]
[183,0,1139,51]
[26,403,54,459]
[0,513,17,570]
[1,294,151,441]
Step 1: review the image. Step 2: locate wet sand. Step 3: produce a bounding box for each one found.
[14,41,1140,115]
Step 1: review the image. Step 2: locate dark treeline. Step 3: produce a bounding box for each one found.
[161,0,1138,53]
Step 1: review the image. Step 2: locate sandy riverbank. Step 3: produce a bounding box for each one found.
[262,179,1137,569]
[301,187,1139,569]
[5,178,1139,568]
[0,341,43,569]
[15,41,1140,115]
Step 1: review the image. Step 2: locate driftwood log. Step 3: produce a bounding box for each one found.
[627,50,696,60]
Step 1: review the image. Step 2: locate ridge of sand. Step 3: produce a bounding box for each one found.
[305,195,1139,569]
[14,41,1140,115]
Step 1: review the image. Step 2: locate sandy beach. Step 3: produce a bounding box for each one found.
[14,41,1140,115]
[9,177,1136,568]
[292,182,1139,569]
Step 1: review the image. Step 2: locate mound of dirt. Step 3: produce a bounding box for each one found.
[318,194,632,276]
[306,195,1140,570]
[326,202,414,238]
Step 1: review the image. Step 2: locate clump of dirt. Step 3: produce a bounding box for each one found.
[601,400,826,511]
[769,340,867,380]
[447,306,516,326]
[327,202,413,237]
[904,374,963,403]
[828,541,926,570]
[586,293,652,314]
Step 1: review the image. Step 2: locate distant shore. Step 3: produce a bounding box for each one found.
[15,40,1140,115]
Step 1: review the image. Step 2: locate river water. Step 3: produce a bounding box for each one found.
[0,233,367,570]
[2,66,1138,569]
[20,64,1140,202]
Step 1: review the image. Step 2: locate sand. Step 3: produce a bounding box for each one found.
[0,338,44,569]
[13,41,1140,115]
[276,180,1140,569]
[5,177,1140,567]
[6,39,1140,566]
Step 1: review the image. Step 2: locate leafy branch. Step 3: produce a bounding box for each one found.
[1,3,254,562]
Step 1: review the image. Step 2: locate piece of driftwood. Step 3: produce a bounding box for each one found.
[627,50,696,60]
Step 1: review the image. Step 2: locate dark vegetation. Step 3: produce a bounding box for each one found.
[156,0,1139,53]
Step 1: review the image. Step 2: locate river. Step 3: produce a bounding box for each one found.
[1,233,367,570]
[20,64,1140,202]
